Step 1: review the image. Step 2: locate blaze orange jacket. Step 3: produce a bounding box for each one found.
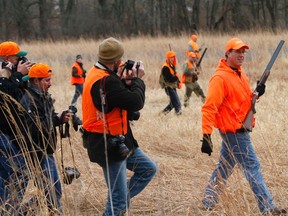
[82,66,127,135]
[202,59,254,134]
[70,62,85,85]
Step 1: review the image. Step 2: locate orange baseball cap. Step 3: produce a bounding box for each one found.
[225,38,249,51]
[27,63,52,78]
[0,41,27,57]
[191,34,198,40]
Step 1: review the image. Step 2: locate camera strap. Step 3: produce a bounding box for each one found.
[99,76,124,136]
[59,123,78,181]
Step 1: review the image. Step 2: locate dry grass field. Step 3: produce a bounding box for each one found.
[17,31,288,216]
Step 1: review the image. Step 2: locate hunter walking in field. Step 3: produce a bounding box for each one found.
[82,37,157,216]
[70,54,86,107]
[159,50,182,115]
[186,34,201,58]
[181,51,205,107]
[200,37,286,215]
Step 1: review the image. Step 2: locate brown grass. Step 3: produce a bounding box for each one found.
[16,31,288,215]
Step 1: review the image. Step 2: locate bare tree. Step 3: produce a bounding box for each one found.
[266,0,278,32]
[192,0,200,29]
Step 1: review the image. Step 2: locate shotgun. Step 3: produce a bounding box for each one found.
[243,40,285,131]
[196,47,207,67]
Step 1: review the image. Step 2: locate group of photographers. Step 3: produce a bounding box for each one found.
[0,38,157,216]
[0,42,71,215]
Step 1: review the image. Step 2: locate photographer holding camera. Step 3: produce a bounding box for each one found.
[82,37,157,216]
[0,41,32,213]
[20,63,71,215]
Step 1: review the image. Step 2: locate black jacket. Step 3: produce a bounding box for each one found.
[20,84,62,159]
[0,71,26,137]
[161,65,179,83]
[86,67,145,167]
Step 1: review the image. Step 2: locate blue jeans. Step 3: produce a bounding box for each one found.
[163,87,181,113]
[37,155,62,213]
[0,133,28,212]
[202,131,275,213]
[71,84,83,105]
[102,147,157,216]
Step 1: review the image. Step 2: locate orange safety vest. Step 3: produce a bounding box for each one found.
[186,40,201,58]
[160,62,182,89]
[82,66,128,135]
[181,60,194,83]
[70,62,85,85]
[202,59,254,134]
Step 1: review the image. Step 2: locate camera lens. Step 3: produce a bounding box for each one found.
[125,60,135,70]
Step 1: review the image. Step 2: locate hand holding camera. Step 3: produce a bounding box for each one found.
[0,61,13,78]
[132,60,144,79]
[17,56,32,75]
[121,60,144,79]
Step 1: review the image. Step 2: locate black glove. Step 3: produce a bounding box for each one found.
[256,81,265,97]
[201,134,213,156]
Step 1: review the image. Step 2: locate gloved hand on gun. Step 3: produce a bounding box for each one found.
[256,80,266,97]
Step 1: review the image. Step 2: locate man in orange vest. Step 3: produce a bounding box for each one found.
[186,34,201,58]
[159,50,182,115]
[181,52,205,107]
[82,37,157,216]
[70,54,86,106]
[200,38,286,215]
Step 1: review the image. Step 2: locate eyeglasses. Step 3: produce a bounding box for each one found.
[232,49,247,54]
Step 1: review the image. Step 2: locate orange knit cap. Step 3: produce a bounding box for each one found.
[166,51,177,66]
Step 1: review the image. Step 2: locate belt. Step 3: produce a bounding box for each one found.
[235,127,247,133]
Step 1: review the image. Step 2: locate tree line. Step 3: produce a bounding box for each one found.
[0,0,287,41]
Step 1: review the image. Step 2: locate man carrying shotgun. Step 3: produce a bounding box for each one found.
[200,38,286,215]
[181,50,206,107]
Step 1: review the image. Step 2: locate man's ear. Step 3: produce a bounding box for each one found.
[30,78,40,86]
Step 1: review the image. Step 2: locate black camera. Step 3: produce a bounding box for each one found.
[18,56,28,63]
[124,60,135,70]
[108,135,129,159]
[68,105,82,131]
[63,166,81,185]
[18,56,35,67]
